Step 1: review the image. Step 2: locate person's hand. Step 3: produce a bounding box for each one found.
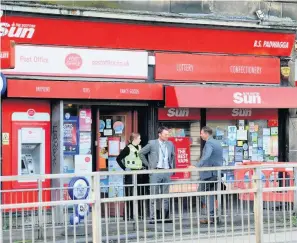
[188,165,196,169]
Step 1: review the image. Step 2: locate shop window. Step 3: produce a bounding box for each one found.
[207,119,278,166]
[63,104,93,175]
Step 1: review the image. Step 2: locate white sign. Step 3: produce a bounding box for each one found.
[3,45,148,79]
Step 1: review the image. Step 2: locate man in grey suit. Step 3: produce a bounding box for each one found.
[190,126,223,224]
[139,126,175,224]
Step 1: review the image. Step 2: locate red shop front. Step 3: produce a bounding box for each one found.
[1,13,296,202]
[155,50,297,181]
[164,86,297,179]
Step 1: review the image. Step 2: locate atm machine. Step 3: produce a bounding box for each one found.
[2,100,51,206]
[19,128,45,178]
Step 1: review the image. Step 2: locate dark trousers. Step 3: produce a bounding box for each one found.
[124,173,149,220]
[199,177,217,217]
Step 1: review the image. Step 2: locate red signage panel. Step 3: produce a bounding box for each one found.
[155,53,280,84]
[165,86,297,108]
[1,15,295,56]
[158,108,277,120]
[207,108,278,120]
[0,40,15,69]
[169,137,191,180]
[7,80,163,100]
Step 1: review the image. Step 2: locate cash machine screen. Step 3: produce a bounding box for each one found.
[21,144,40,175]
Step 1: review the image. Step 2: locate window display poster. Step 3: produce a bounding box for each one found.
[113,121,125,134]
[99,120,105,132]
[235,146,243,162]
[271,127,278,136]
[243,151,249,160]
[271,136,278,156]
[257,148,264,162]
[100,177,109,193]
[263,128,270,136]
[252,148,258,161]
[79,108,92,132]
[103,129,113,136]
[108,137,120,156]
[238,120,245,130]
[237,130,247,140]
[99,137,108,148]
[79,132,92,154]
[228,126,237,146]
[268,120,278,127]
[223,147,229,166]
[108,157,124,198]
[249,122,255,133]
[263,136,271,155]
[251,133,258,147]
[169,137,191,180]
[106,119,112,129]
[63,116,79,154]
[63,155,75,173]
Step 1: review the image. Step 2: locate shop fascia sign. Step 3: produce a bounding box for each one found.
[0,15,295,56]
[2,45,148,79]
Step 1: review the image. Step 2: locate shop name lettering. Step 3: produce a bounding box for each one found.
[177,148,188,163]
[167,108,189,117]
[231,108,252,116]
[230,66,262,75]
[120,89,140,95]
[0,22,35,39]
[36,87,51,92]
[233,92,261,104]
[20,56,48,63]
[254,40,289,49]
[176,64,194,72]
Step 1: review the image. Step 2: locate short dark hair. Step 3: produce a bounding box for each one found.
[201,126,213,135]
[158,126,169,135]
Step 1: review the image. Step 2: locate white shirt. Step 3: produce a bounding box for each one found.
[157,140,169,169]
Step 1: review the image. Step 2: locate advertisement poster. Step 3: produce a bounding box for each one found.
[63,116,79,154]
[79,109,92,132]
[79,132,92,154]
[108,157,124,198]
[100,177,109,193]
[228,126,237,146]
[108,137,120,156]
[169,137,191,180]
[235,146,243,162]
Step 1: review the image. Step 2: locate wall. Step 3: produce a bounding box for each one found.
[18,0,297,24]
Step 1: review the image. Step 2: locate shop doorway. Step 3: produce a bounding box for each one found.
[96,109,135,171]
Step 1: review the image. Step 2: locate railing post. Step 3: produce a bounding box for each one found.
[38,178,43,239]
[92,174,102,243]
[253,167,263,243]
[293,167,297,213]
[217,169,222,219]
[133,173,139,239]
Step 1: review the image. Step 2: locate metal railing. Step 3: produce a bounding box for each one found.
[1,164,297,243]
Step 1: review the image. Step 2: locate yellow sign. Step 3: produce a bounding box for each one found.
[281,67,290,78]
[2,133,9,145]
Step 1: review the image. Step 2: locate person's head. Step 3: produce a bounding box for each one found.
[200,126,213,141]
[129,132,141,145]
[158,126,169,142]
